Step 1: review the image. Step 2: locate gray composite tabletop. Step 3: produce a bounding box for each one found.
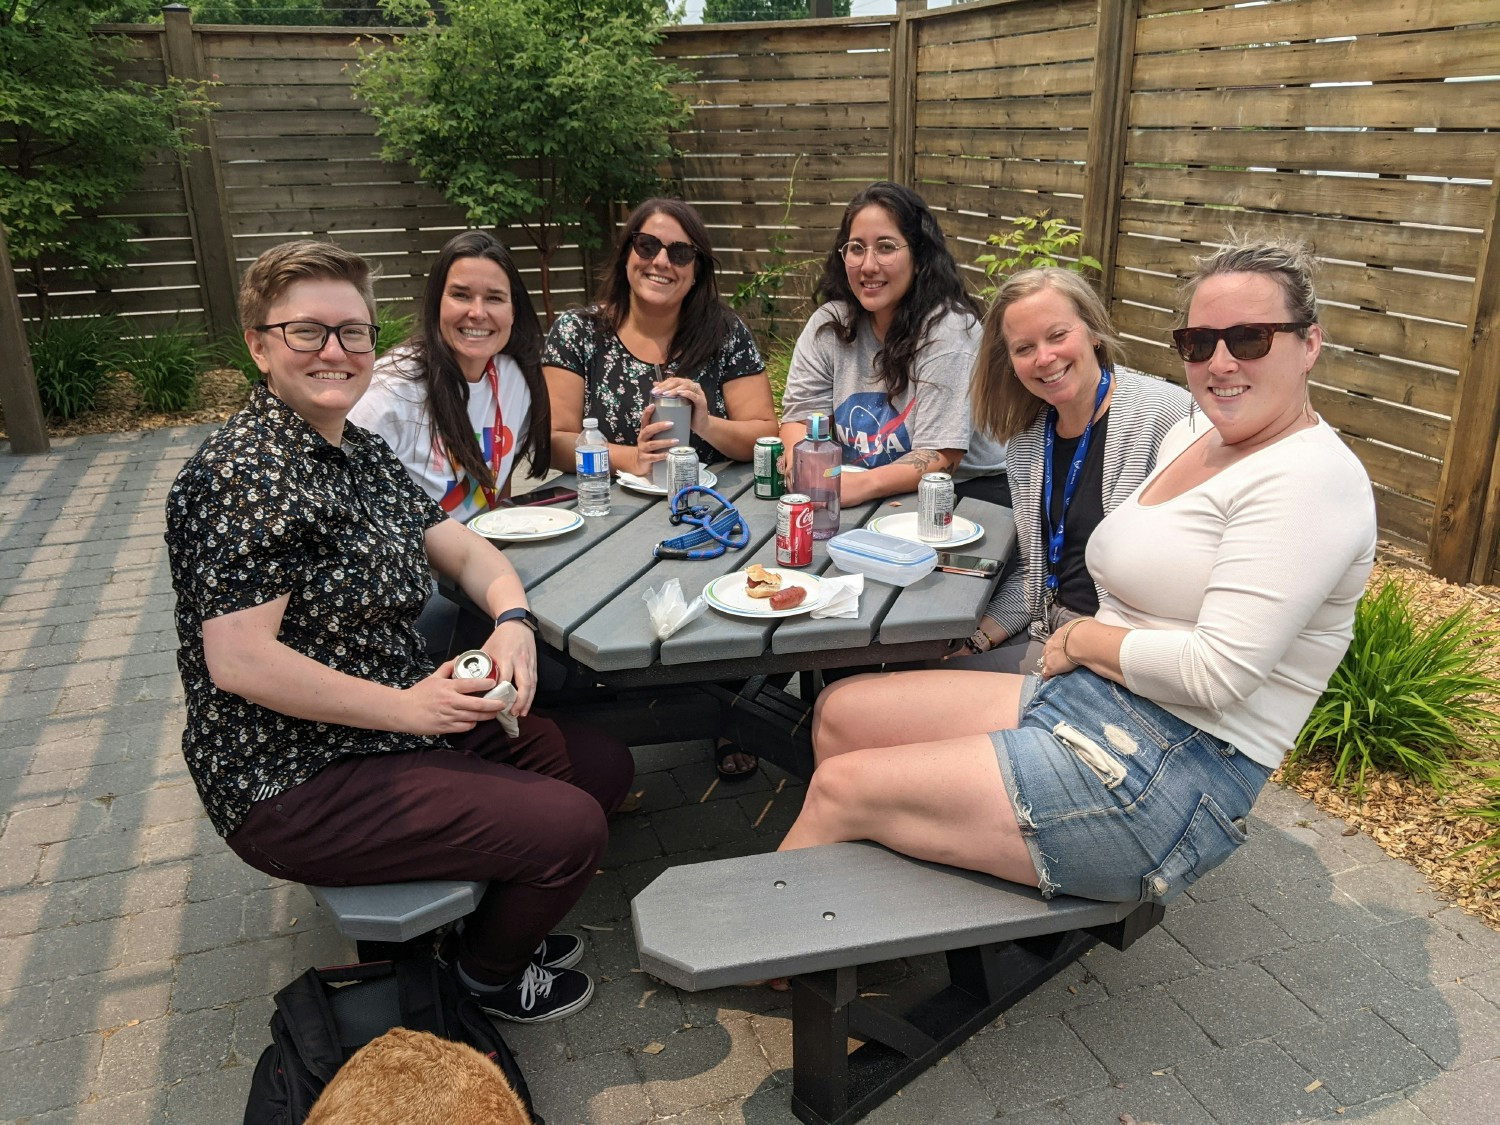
[492,463,1017,689]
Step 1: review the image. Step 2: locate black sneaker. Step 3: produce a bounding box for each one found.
[437,928,583,972]
[533,931,584,971]
[467,961,594,1023]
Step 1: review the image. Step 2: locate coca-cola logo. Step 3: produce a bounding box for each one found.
[794,507,812,530]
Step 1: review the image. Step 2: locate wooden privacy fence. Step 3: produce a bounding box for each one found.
[3,0,1498,587]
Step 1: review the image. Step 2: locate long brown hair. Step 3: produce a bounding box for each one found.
[970,268,1126,443]
[402,231,549,491]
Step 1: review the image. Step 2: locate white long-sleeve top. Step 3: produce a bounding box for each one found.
[1088,416,1376,770]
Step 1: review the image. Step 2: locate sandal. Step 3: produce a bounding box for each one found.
[715,741,759,782]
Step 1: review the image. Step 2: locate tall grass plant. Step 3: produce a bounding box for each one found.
[1292,579,1500,794]
[29,315,125,421]
[119,328,206,412]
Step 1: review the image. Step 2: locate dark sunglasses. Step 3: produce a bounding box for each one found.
[629,232,698,268]
[1171,322,1311,363]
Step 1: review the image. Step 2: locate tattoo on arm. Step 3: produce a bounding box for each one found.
[897,449,944,473]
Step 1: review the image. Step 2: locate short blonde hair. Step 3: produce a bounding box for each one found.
[238,240,375,331]
[970,268,1125,443]
[1183,235,1319,335]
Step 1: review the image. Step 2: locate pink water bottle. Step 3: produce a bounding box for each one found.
[792,412,841,540]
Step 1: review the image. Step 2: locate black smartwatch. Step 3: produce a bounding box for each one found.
[494,607,539,634]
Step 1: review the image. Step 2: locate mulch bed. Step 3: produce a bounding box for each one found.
[6,379,1500,929]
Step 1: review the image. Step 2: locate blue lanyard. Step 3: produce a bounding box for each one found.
[1041,366,1112,593]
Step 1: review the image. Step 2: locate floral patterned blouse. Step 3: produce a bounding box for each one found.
[165,383,448,837]
[541,307,764,463]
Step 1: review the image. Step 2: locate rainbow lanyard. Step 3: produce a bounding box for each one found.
[1040,365,1112,599]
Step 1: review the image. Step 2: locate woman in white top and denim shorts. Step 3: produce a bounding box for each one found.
[776,237,1377,905]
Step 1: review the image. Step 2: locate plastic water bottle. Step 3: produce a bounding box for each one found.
[792,412,840,540]
[575,418,611,517]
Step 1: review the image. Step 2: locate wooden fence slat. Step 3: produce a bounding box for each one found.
[915,154,1088,195]
[213,85,364,112]
[672,127,897,156]
[659,24,891,58]
[665,50,890,83]
[219,135,385,162]
[915,129,1090,162]
[911,0,1098,42]
[228,204,469,235]
[918,23,1096,74]
[683,102,891,131]
[1130,81,1500,132]
[1126,128,1499,182]
[211,109,378,138]
[915,94,1094,130]
[1134,0,1499,55]
[918,59,1096,101]
[921,183,1087,228]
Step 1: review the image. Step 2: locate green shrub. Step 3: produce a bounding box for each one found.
[212,332,262,384]
[119,328,206,412]
[376,305,415,356]
[761,334,795,415]
[1291,579,1500,794]
[28,316,124,421]
[975,213,1102,301]
[1455,771,1500,884]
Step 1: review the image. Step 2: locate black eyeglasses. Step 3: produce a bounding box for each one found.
[255,320,380,354]
[1170,322,1311,363]
[629,232,698,267]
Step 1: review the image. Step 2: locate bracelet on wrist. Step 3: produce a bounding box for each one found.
[1060,619,1083,662]
[494,607,539,634]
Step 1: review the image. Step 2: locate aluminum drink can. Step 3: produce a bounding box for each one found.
[754,436,785,499]
[776,493,814,567]
[666,445,699,498]
[918,472,955,541]
[452,649,494,682]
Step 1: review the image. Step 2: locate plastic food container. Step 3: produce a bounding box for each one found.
[826,529,938,586]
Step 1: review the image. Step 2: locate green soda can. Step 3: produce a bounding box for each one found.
[754,436,785,499]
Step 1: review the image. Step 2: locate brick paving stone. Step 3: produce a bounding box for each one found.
[1174,1039,1338,1125]
[33,1086,170,1125]
[0,883,78,937]
[565,973,690,1058]
[1065,988,1215,1079]
[670,757,775,803]
[1463,964,1500,1006]
[35,829,149,882]
[604,813,667,868]
[1351,913,1500,988]
[1406,1056,1500,1122]
[650,800,759,853]
[171,937,302,1014]
[162,1060,254,1124]
[959,1015,1108,1112]
[1,916,128,989]
[1058,1070,1209,1125]
[527,1046,652,1125]
[1276,1008,1441,1106]
[0,1031,105,1118]
[1168,961,1320,1048]
[69,860,191,924]
[1246,877,1385,945]
[861,1052,999,1124]
[97,1005,236,1093]
[121,896,247,963]
[1260,937,1419,1019]
[1000,959,1108,1024]
[636,1017,775,1118]
[632,740,718,775]
[1078,924,1204,996]
[0,980,50,1052]
[1162,894,1295,968]
[1312,1095,1437,1123]
[1334,861,1441,919]
[747,1010,792,1076]
[1373,980,1500,1072]
[41,961,175,1044]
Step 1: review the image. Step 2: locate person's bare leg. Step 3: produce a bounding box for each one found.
[781,734,1036,888]
[812,669,1026,763]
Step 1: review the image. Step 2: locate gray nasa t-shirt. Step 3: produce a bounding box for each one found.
[781,302,1006,479]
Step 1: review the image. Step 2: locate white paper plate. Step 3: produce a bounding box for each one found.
[468,507,585,542]
[703,569,826,619]
[617,467,719,496]
[868,512,984,548]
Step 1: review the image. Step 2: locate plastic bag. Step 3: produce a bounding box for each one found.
[642,578,707,640]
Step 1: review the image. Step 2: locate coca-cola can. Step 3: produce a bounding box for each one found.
[776,493,814,567]
[918,472,955,541]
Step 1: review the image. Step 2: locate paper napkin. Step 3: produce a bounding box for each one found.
[810,572,864,619]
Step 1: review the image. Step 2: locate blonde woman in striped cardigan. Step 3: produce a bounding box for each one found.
[948,268,1190,673]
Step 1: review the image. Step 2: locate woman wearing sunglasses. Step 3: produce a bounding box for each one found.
[543,198,778,477]
[779,182,1007,505]
[167,241,634,1024]
[947,268,1190,672]
[768,237,1376,910]
[349,230,548,523]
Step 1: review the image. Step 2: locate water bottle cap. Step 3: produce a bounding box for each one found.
[807,413,830,441]
[583,417,599,429]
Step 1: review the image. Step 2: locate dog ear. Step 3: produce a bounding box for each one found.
[306,1028,530,1125]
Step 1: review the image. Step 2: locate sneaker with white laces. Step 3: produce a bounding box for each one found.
[466,961,594,1023]
[533,931,584,971]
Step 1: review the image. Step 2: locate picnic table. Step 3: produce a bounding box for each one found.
[481,461,1017,775]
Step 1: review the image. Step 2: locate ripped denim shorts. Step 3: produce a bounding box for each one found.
[990,668,1271,904]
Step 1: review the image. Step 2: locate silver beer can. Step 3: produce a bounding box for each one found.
[918,472,955,541]
[667,445,699,498]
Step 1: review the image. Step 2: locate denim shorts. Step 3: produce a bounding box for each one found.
[991,668,1271,904]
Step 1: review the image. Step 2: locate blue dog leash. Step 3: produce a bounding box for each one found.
[653,485,750,560]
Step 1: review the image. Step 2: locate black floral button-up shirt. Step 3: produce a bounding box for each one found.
[165,383,450,837]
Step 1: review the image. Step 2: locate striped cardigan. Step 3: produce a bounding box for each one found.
[984,369,1193,641]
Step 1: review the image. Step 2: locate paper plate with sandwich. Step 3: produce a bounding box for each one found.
[702,563,827,619]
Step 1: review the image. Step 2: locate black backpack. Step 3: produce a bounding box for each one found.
[243,959,543,1125]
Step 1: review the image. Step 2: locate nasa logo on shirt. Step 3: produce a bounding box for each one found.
[834,392,911,466]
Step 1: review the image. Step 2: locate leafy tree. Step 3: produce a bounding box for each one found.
[1,0,210,321]
[703,0,849,22]
[94,0,421,26]
[356,0,692,318]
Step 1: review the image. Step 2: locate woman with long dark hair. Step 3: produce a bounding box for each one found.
[349,230,550,521]
[543,197,777,476]
[779,181,1007,505]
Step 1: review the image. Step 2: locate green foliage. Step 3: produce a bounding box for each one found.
[375,303,415,355]
[118,327,205,412]
[761,332,794,414]
[974,213,1102,301]
[355,0,692,319]
[27,314,125,420]
[1455,771,1500,884]
[94,0,426,26]
[702,0,849,22]
[212,331,262,384]
[1291,579,1500,795]
[1,0,212,322]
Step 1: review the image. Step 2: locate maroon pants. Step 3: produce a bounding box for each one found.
[227,715,633,981]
